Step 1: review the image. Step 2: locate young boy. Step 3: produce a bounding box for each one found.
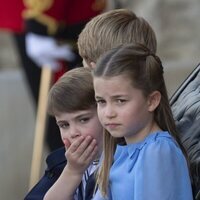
[44,67,103,200]
[78,8,157,68]
[24,8,157,199]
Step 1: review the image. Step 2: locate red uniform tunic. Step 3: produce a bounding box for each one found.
[23,0,106,37]
[0,0,25,32]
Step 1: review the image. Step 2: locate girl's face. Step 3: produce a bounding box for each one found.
[55,108,103,153]
[94,75,160,144]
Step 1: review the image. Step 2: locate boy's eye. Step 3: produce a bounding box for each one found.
[116,99,127,104]
[79,117,90,123]
[57,123,69,129]
[116,99,127,105]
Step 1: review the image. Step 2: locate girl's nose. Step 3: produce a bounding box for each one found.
[104,105,116,118]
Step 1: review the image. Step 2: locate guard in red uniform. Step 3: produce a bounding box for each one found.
[22,0,106,151]
[0,0,24,32]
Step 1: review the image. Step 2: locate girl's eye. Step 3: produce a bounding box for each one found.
[96,99,105,105]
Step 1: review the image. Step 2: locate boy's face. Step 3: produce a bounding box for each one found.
[55,108,103,153]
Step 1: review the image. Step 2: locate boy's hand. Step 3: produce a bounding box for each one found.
[64,136,98,175]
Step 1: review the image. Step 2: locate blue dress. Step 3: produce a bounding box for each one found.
[93,131,193,200]
[109,131,193,200]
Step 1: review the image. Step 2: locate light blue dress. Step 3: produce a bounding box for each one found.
[93,131,193,200]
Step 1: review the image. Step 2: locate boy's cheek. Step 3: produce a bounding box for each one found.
[63,138,71,149]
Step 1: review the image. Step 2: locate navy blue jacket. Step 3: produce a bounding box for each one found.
[24,147,67,199]
[24,147,96,200]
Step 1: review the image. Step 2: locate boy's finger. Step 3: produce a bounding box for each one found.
[80,139,97,161]
[68,136,85,153]
[75,136,94,155]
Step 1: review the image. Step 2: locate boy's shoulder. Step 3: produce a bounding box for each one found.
[24,147,67,200]
[46,146,66,170]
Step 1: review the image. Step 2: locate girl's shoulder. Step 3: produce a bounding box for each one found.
[114,131,185,168]
[142,131,181,153]
[131,131,186,171]
[139,131,185,162]
[124,131,178,152]
[116,131,183,161]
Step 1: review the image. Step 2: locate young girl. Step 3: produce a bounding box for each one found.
[44,67,103,200]
[93,44,193,199]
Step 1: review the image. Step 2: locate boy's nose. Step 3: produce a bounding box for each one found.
[69,126,81,139]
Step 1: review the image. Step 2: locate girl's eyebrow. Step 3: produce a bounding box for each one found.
[112,94,129,98]
[95,96,103,99]
[96,94,129,99]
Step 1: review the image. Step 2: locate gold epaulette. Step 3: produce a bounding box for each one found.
[92,0,106,11]
[22,0,59,35]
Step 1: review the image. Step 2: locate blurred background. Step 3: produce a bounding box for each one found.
[0,0,200,199]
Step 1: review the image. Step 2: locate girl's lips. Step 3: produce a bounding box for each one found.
[105,123,120,129]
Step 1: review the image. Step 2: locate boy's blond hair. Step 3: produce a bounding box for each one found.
[78,9,157,64]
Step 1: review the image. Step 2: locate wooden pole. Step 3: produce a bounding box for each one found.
[29,66,52,189]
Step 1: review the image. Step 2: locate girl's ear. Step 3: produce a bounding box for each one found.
[147,91,161,112]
